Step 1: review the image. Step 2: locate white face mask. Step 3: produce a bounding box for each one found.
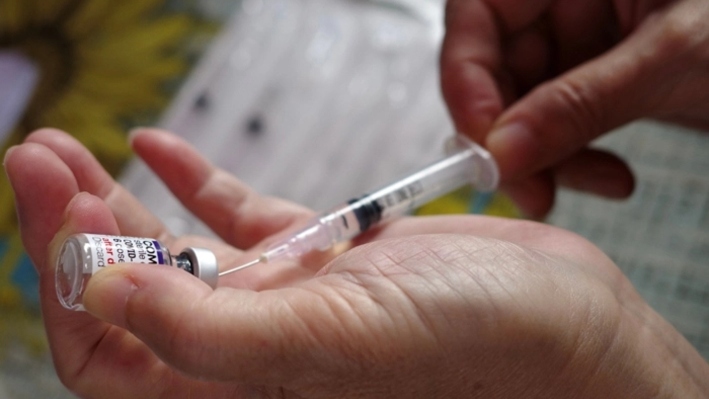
[0,51,39,141]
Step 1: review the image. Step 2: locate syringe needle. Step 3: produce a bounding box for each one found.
[219,258,262,277]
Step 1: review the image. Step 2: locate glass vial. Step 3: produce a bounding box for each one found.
[56,233,218,311]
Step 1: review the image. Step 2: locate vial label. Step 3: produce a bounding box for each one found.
[84,234,169,274]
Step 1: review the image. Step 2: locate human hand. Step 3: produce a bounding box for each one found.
[441,0,709,217]
[6,128,709,398]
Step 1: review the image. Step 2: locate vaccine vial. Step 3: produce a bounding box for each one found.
[56,233,219,311]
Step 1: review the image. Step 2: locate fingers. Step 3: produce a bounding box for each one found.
[548,0,616,71]
[129,128,313,249]
[23,129,112,197]
[553,148,635,199]
[440,0,505,140]
[7,188,131,390]
[5,133,170,390]
[502,148,635,219]
[24,128,171,241]
[441,0,565,140]
[504,24,552,93]
[487,0,709,181]
[499,171,555,220]
[5,142,79,267]
[41,193,193,398]
[42,193,123,384]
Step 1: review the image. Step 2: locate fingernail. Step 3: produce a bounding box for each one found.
[83,268,137,327]
[486,123,539,178]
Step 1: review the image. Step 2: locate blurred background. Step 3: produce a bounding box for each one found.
[1,0,707,397]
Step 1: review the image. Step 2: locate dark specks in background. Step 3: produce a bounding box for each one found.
[245,114,265,138]
[194,91,210,111]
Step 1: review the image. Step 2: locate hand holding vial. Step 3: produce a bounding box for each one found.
[5,128,709,398]
[56,233,218,310]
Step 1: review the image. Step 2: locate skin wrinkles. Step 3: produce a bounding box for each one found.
[262,282,417,395]
[565,301,624,396]
[389,241,490,335]
[349,236,501,329]
[621,304,707,396]
[355,236,555,349]
[303,239,501,396]
[285,285,374,359]
[115,278,217,382]
[548,76,607,144]
[333,275,437,363]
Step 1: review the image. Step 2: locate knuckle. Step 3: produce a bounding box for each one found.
[652,7,709,60]
[546,77,605,144]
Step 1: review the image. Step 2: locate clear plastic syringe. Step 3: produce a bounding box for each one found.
[219,135,499,276]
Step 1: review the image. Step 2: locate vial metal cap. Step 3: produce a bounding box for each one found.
[181,247,219,288]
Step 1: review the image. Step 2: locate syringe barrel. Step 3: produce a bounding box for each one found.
[346,135,498,228]
[262,135,498,263]
[262,205,363,262]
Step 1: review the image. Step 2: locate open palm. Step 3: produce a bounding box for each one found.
[6,129,708,398]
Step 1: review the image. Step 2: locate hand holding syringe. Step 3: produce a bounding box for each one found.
[220,135,499,276]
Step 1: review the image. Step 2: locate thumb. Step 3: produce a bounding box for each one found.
[487,0,709,181]
[80,239,451,393]
[82,263,356,388]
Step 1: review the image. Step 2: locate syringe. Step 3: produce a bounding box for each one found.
[219,135,499,276]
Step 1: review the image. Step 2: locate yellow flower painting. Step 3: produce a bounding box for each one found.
[0,0,209,352]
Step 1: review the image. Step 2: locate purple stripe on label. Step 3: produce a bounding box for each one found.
[153,240,165,264]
